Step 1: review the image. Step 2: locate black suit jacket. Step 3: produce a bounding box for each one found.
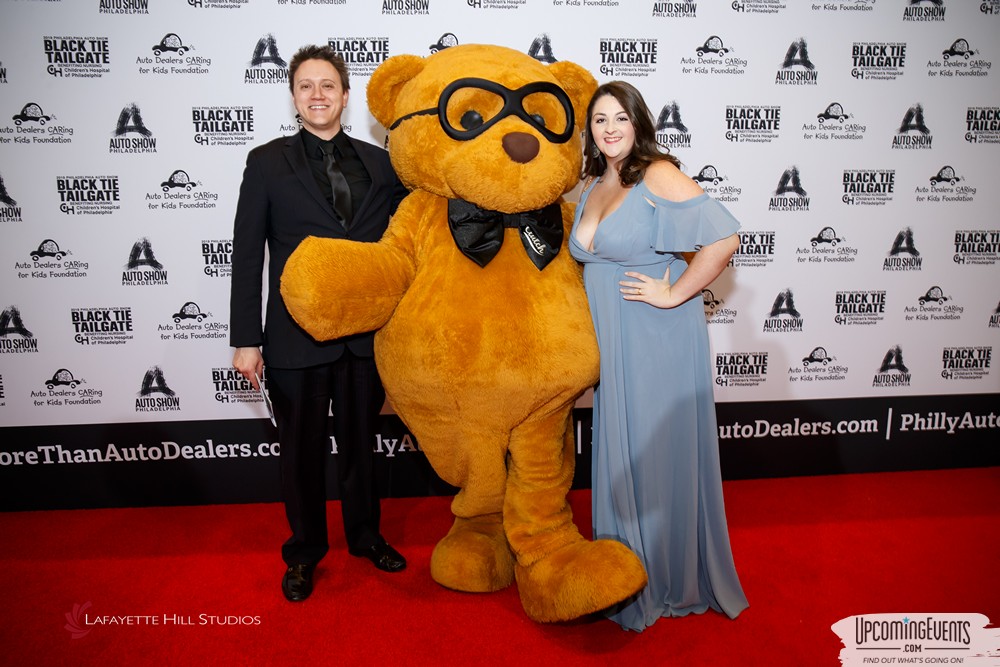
[229,131,407,369]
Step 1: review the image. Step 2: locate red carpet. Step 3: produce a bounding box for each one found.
[2,467,997,666]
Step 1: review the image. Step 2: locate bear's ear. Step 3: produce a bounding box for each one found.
[367,54,426,129]
[548,61,598,133]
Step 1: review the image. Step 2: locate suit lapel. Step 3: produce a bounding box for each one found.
[348,136,380,221]
[283,133,338,221]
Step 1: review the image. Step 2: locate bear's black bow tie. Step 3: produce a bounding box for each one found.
[447,199,562,270]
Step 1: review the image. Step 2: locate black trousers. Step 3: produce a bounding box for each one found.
[266,351,385,567]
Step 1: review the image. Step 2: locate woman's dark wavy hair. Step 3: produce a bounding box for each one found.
[582,81,679,187]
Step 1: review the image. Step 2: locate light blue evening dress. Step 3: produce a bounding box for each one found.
[569,179,749,631]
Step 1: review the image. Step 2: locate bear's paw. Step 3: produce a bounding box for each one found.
[430,514,515,593]
[514,539,648,623]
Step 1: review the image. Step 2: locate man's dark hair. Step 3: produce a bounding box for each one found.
[288,45,350,93]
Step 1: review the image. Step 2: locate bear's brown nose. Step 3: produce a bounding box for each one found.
[502,132,540,164]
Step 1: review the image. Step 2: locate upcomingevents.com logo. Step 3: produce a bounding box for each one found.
[831,613,1000,666]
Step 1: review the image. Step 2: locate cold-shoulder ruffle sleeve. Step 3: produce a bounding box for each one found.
[645,185,741,254]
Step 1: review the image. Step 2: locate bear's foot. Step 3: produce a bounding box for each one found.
[430,515,515,593]
[515,539,648,623]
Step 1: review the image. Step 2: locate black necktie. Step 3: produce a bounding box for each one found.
[320,142,352,226]
[447,199,563,270]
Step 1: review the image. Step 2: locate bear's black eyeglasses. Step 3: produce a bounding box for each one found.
[388,77,575,144]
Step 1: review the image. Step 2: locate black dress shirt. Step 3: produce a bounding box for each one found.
[302,129,372,224]
[301,128,372,223]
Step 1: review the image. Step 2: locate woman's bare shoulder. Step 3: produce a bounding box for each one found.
[642,160,704,202]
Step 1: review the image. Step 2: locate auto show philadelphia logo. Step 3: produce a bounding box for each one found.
[775,38,818,86]
[135,366,180,413]
[884,228,922,272]
[903,0,947,22]
[651,1,697,19]
[891,104,933,150]
[109,103,157,154]
[0,306,40,355]
[244,34,288,85]
[0,172,23,222]
[122,238,168,286]
[654,101,691,149]
[99,0,149,15]
[768,166,809,211]
[382,0,430,16]
[872,345,911,388]
[762,289,804,333]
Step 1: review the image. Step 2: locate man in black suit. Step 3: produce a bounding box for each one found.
[230,45,408,602]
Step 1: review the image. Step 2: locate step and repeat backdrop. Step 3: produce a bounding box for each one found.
[1,0,998,510]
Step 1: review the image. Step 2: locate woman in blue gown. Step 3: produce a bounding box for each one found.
[569,81,748,631]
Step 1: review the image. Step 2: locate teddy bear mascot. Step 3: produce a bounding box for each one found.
[279,43,647,622]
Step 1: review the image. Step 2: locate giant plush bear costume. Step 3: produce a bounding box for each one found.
[280,44,646,622]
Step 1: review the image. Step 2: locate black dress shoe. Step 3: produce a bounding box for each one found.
[349,541,406,573]
[281,563,315,602]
